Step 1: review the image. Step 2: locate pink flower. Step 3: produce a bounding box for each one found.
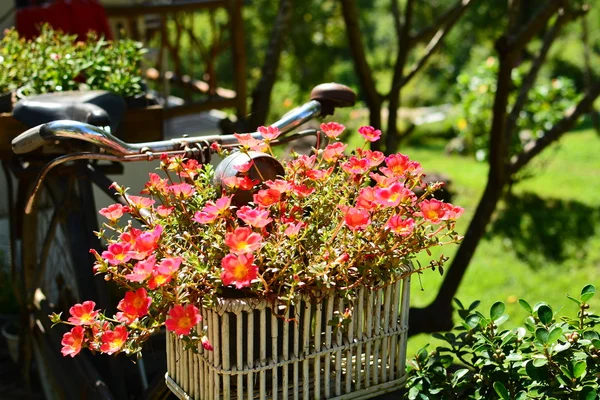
[156,205,174,217]
[357,126,382,142]
[99,204,125,221]
[356,187,377,210]
[305,167,333,181]
[374,182,416,208]
[362,150,385,167]
[141,173,168,195]
[369,172,399,187]
[257,125,281,141]
[253,189,281,207]
[68,301,99,325]
[237,206,272,228]
[102,242,132,266]
[233,160,254,173]
[165,304,202,336]
[117,288,152,322]
[417,199,446,224]
[128,225,162,260]
[265,179,293,193]
[125,254,156,282]
[157,256,183,275]
[61,325,85,357]
[443,204,464,220]
[168,183,195,199]
[323,142,347,163]
[225,227,262,254]
[341,157,370,175]
[386,216,415,236]
[233,133,267,152]
[292,183,315,198]
[221,253,258,289]
[128,195,155,209]
[344,207,370,231]
[320,122,345,139]
[381,153,422,177]
[193,196,232,224]
[284,222,304,237]
[100,325,128,355]
[201,335,213,351]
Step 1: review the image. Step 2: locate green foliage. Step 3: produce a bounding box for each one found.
[453,57,580,162]
[0,25,145,97]
[405,286,600,399]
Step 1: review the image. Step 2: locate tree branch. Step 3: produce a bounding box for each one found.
[505,7,587,141]
[507,0,564,51]
[411,0,472,44]
[504,9,566,140]
[340,0,382,110]
[509,80,600,174]
[388,0,474,95]
[247,0,294,130]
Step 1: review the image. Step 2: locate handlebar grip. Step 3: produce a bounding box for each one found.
[310,83,356,115]
[11,124,46,154]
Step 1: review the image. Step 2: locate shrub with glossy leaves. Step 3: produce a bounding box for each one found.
[405,285,600,399]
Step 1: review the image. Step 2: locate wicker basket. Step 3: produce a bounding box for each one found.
[165,271,412,400]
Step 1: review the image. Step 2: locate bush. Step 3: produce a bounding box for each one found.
[0,25,145,97]
[452,57,580,162]
[405,285,600,399]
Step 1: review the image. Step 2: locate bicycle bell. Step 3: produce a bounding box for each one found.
[213,151,285,206]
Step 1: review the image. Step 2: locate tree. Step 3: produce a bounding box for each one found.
[408,0,600,336]
[340,0,477,153]
[247,0,294,130]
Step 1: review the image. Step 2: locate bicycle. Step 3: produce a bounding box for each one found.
[7,83,356,399]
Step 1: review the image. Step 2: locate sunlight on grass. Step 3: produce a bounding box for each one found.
[401,127,600,357]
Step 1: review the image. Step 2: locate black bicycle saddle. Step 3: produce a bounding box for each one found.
[12,90,126,133]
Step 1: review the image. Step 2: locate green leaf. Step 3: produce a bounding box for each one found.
[560,365,573,379]
[579,387,598,400]
[519,299,533,313]
[535,327,550,344]
[494,314,509,326]
[493,381,510,400]
[592,338,600,349]
[533,356,548,367]
[567,294,582,307]
[451,368,469,387]
[537,305,553,325]
[581,285,596,302]
[453,298,465,309]
[572,360,587,379]
[515,392,527,400]
[465,314,481,329]
[490,301,505,321]
[468,300,481,311]
[547,326,563,344]
[583,331,599,341]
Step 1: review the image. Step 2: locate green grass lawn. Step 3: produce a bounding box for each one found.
[401,126,600,358]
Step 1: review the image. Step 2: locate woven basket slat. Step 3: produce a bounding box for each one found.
[301,300,311,400]
[345,296,354,394]
[363,290,373,389]
[271,313,279,400]
[166,276,411,400]
[313,301,322,399]
[282,307,290,400]
[235,313,244,400]
[247,307,254,400]
[259,308,267,399]
[222,313,231,400]
[323,296,334,398]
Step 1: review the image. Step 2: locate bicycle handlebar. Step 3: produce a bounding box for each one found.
[12,83,356,156]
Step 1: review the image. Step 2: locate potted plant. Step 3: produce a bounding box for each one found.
[51,123,463,399]
[0,25,150,112]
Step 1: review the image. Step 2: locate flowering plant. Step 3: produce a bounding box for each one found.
[52,122,463,358]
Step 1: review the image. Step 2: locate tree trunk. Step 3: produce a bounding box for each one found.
[248,0,294,130]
